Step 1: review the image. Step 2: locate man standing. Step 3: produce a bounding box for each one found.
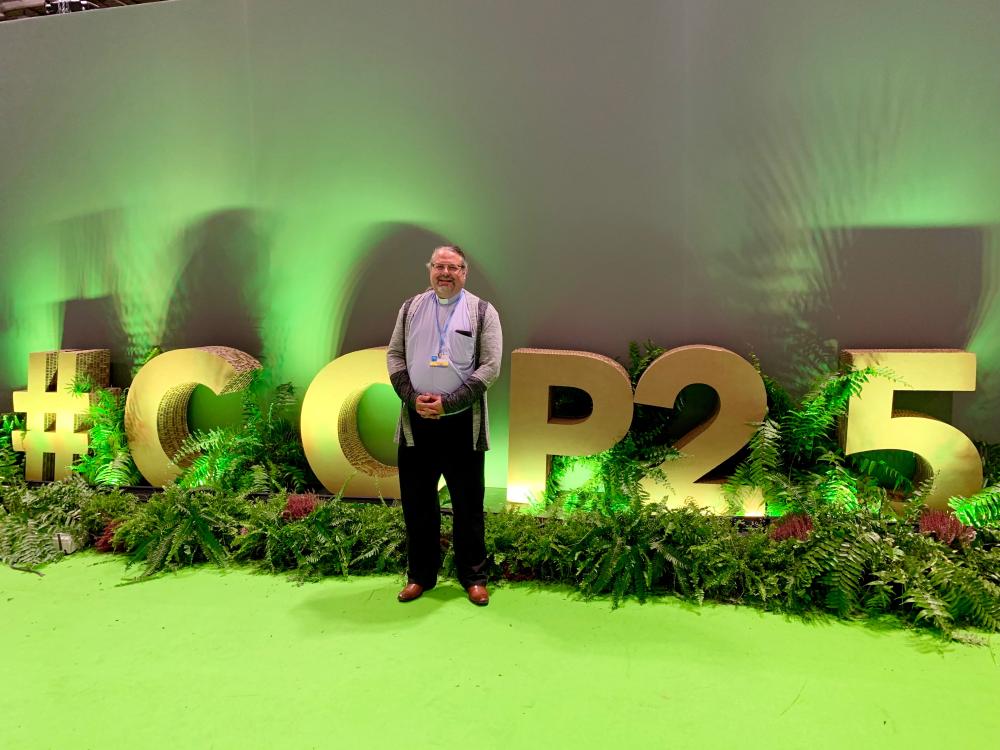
[387,245,503,606]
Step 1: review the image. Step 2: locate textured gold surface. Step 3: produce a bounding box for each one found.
[124,347,261,486]
[841,349,982,510]
[634,345,768,514]
[301,347,400,499]
[507,348,633,506]
[11,349,111,480]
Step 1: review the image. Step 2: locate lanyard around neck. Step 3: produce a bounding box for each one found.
[434,291,464,356]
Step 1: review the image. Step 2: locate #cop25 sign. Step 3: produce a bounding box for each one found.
[11,345,983,514]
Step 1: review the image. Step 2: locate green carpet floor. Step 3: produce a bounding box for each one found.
[2,553,998,750]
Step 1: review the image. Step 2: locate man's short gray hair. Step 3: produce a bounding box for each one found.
[430,244,468,271]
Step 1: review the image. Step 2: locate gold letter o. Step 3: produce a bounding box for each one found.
[300,347,401,499]
[124,347,262,486]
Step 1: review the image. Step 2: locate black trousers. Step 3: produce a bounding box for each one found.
[398,407,488,589]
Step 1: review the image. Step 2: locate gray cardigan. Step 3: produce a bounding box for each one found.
[387,289,502,451]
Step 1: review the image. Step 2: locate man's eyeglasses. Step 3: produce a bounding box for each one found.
[428,262,466,273]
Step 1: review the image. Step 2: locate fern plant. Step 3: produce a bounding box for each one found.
[73,388,143,487]
[724,363,898,515]
[975,440,1000,485]
[675,512,784,606]
[233,490,408,580]
[896,529,1000,633]
[3,474,1000,637]
[231,493,297,571]
[0,413,25,485]
[486,510,571,582]
[546,341,678,514]
[767,494,1000,636]
[949,484,1000,528]
[0,477,93,570]
[572,498,668,606]
[346,502,409,573]
[783,365,890,461]
[175,374,317,493]
[114,485,250,578]
[936,441,1000,529]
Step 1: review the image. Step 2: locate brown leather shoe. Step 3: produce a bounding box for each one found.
[397,582,426,602]
[467,584,489,606]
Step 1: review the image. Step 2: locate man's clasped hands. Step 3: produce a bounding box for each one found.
[415,393,445,419]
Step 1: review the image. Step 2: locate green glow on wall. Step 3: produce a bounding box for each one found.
[3,0,1000,492]
[356,384,399,466]
[0,227,69,392]
[186,386,245,435]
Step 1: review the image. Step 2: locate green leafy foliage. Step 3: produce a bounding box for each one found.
[0,477,123,570]
[848,451,916,494]
[724,418,782,512]
[0,413,25,485]
[935,442,1000,530]
[114,485,251,578]
[73,388,143,487]
[4,344,1000,639]
[949,484,1000,528]
[975,441,1000,485]
[67,374,97,395]
[547,341,678,514]
[175,374,318,493]
[0,480,81,569]
[573,498,667,606]
[782,365,893,463]
[233,494,408,580]
[2,476,999,637]
[612,340,680,480]
[725,363,901,515]
[485,510,589,582]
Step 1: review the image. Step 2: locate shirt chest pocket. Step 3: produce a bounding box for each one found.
[448,330,475,367]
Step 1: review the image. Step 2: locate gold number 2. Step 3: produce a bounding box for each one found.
[634,345,768,514]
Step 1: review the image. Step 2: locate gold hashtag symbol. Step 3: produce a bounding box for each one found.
[11,349,111,481]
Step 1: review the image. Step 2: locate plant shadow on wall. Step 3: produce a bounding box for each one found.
[699,225,984,396]
[336,223,504,356]
[3,343,1000,640]
[49,210,270,398]
[61,297,130,385]
[38,210,129,391]
[161,210,268,357]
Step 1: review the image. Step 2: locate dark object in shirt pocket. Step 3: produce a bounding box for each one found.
[455,330,473,337]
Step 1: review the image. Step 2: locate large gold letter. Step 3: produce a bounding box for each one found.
[506,348,633,506]
[125,347,261,486]
[841,349,982,510]
[634,345,768,514]
[300,347,401,499]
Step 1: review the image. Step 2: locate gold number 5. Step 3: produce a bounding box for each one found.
[841,350,982,510]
